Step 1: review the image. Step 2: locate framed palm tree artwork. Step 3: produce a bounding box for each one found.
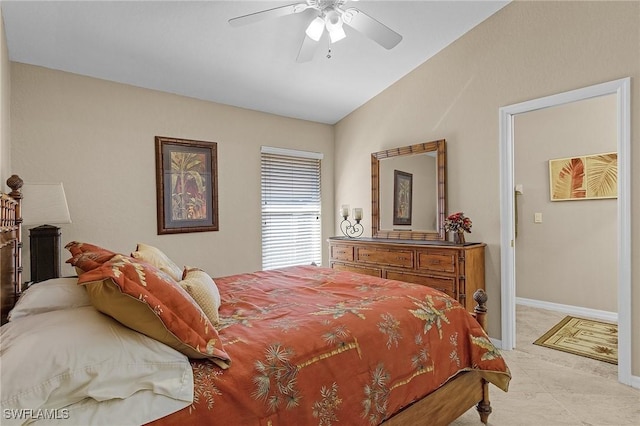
[393,170,413,225]
[155,136,219,234]
[549,152,617,201]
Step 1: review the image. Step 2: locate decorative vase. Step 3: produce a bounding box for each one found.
[454,230,465,244]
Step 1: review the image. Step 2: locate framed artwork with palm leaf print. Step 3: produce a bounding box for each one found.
[393,170,413,225]
[549,152,617,201]
[155,136,219,234]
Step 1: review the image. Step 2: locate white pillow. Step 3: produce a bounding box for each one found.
[131,243,182,281]
[0,307,193,426]
[8,277,90,321]
[32,389,190,426]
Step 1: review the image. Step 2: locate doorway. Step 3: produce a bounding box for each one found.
[498,78,631,385]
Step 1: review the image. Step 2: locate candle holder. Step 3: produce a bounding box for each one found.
[340,206,364,238]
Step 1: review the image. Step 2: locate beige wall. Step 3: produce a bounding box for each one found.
[0,9,10,185]
[10,63,334,278]
[514,94,617,312]
[334,0,639,375]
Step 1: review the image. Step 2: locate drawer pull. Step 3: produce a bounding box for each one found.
[397,256,407,261]
[429,260,441,264]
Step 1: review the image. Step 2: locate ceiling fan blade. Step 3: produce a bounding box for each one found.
[229,3,309,27]
[342,7,402,49]
[296,34,318,62]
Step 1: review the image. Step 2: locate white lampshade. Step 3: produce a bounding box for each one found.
[21,183,72,226]
[305,16,325,41]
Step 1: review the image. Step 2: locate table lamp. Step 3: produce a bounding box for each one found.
[21,183,72,283]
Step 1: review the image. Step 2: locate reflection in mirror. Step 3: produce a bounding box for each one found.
[379,153,437,230]
[371,140,446,241]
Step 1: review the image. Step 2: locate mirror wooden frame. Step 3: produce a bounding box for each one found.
[371,139,446,240]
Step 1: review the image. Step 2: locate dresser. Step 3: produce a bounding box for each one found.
[328,237,485,312]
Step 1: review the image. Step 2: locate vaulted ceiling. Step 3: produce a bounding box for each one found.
[2,1,509,124]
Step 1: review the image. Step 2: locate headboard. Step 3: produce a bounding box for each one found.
[1,175,23,324]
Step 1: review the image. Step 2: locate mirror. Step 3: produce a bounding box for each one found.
[371,139,446,240]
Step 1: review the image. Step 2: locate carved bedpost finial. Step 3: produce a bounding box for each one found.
[7,174,24,196]
[473,289,488,311]
[473,289,488,331]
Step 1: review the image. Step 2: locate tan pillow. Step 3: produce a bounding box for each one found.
[179,268,221,325]
[131,243,182,281]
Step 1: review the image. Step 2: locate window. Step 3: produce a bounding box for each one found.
[261,146,323,270]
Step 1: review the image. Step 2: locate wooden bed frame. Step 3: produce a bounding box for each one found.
[1,175,23,325]
[0,174,494,425]
[382,289,493,425]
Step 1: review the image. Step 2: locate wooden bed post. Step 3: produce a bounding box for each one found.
[473,288,492,423]
[473,288,488,330]
[7,175,23,295]
[383,289,497,426]
[1,175,23,324]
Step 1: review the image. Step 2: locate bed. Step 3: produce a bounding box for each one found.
[1,175,510,425]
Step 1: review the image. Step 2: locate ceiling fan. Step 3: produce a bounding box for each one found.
[228,0,403,62]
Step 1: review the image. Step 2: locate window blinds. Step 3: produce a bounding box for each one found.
[261,147,322,270]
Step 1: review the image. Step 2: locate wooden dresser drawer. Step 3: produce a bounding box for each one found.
[331,244,354,262]
[327,238,485,313]
[386,271,456,298]
[356,247,414,268]
[417,251,457,274]
[331,262,382,278]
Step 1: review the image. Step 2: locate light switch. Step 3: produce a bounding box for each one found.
[534,212,543,223]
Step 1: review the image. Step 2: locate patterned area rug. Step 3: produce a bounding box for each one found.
[533,316,618,364]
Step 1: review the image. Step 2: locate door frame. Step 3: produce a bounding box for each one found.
[498,77,631,385]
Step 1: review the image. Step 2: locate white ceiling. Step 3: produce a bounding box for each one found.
[1,1,509,124]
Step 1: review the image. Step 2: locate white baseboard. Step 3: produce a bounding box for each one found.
[516,297,618,323]
[631,375,640,390]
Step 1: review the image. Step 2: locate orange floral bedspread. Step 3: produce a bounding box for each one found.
[149,266,510,425]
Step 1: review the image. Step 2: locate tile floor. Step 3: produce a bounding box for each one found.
[451,305,640,425]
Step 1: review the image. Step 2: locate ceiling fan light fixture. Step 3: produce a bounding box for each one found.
[324,9,342,29]
[305,16,325,41]
[229,1,403,61]
[329,26,346,43]
[324,8,345,43]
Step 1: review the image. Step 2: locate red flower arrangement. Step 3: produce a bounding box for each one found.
[444,212,472,233]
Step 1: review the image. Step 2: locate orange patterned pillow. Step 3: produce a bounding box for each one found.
[65,241,117,273]
[77,255,230,367]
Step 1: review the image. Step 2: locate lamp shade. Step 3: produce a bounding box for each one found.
[21,183,72,226]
